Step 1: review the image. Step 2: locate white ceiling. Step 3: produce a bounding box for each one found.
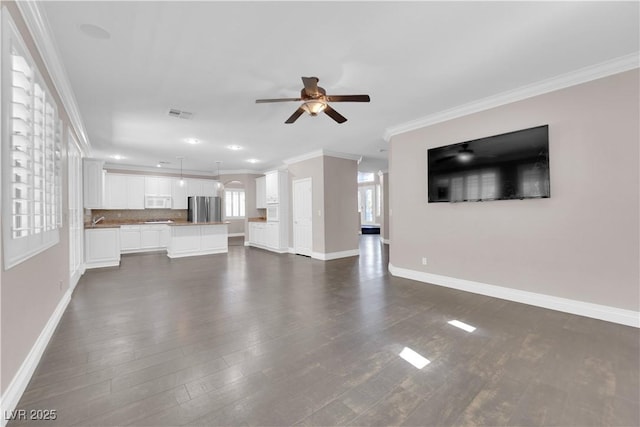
[41,1,639,174]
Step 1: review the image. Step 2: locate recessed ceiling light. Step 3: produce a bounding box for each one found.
[227,145,242,151]
[156,163,162,168]
[247,159,260,164]
[111,154,124,160]
[185,138,200,145]
[79,23,111,40]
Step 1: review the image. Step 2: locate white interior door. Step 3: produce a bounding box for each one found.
[293,178,312,256]
[359,185,376,225]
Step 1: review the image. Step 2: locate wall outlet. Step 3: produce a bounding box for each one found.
[421,257,427,266]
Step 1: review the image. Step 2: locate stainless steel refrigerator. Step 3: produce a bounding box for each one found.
[187,196,222,223]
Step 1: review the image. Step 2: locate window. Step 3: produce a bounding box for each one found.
[357,171,374,183]
[224,189,245,218]
[2,12,62,269]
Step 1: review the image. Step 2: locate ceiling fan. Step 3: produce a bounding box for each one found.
[435,143,476,163]
[256,76,370,124]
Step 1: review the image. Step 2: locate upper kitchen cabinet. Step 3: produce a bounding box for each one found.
[145,176,172,196]
[186,178,219,197]
[172,178,188,209]
[127,176,145,209]
[83,159,105,208]
[256,176,266,209]
[104,173,145,209]
[104,173,127,209]
[265,170,287,204]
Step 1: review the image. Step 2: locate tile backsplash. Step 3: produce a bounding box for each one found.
[88,209,188,223]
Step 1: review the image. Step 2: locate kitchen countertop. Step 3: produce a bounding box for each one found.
[169,221,229,226]
[247,217,267,222]
[85,220,229,229]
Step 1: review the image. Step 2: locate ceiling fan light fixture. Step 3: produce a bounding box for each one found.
[301,100,327,116]
[457,151,474,162]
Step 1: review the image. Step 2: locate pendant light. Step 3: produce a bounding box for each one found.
[178,156,185,187]
[215,161,224,194]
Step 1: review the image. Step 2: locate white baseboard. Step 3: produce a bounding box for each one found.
[388,264,640,328]
[70,269,82,292]
[288,247,295,254]
[228,233,245,238]
[167,248,228,259]
[245,243,288,254]
[0,289,72,426]
[84,259,120,269]
[312,249,360,261]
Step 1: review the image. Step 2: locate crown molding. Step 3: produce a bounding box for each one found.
[283,149,362,165]
[383,52,640,141]
[15,1,92,155]
[103,162,260,177]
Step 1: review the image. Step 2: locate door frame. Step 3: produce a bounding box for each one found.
[292,177,312,256]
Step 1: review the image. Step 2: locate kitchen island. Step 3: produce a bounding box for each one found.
[166,222,228,259]
[84,221,229,268]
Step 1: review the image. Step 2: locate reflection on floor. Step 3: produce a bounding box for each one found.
[9,235,639,426]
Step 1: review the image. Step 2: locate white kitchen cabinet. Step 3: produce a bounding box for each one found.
[145,176,172,196]
[105,173,127,209]
[83,159,105,208]
[85,228,120,268]
[201,180,217,197]
[186,178,200,197]
[127,176,145,209]
[167,224,228,258]
[186,178,220,197]
[201,225,228,251]
[120,225,141,252]
[105,173,145,209]
[172,178,188,209]
[265,170,288,204]
[140,225,163,249]
[265,171,279,204]
[247,221,287,253]
[120,224,169,253]
[266,222,279,249]
[256,176,266,209]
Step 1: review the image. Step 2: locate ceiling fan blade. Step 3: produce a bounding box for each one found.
[435,155,457,164]
[326,94,370,103]
[324,105,347,124]
[285,107,305,124]
[256,98,302,103]
[301,76,320,97]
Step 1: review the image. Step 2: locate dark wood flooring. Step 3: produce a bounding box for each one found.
[9,235,639,426]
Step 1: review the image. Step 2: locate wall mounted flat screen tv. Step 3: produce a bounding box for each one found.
[427,125,550,203]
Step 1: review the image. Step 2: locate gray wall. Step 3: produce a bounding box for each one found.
[389,70,639,311]
[1,2,72,394]
[323,156,359,253]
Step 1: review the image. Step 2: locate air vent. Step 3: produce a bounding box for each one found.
[168,108,193,119]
